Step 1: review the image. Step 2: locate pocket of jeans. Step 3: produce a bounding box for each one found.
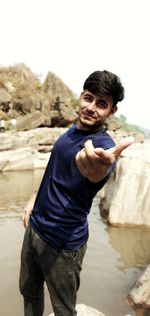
[69,251,79,261]
[63,250,79,262]
[63,243,87,263]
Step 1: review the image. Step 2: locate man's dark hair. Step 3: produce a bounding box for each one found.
[83,70,124,106]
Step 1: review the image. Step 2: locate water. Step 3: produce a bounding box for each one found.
[0,170,150,316]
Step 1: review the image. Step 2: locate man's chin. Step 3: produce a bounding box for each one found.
[79,118,103,130]
[80,118,95,126]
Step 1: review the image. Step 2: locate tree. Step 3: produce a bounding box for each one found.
[119,114,127,123]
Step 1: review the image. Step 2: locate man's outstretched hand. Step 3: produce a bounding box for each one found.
[75,137,134,183]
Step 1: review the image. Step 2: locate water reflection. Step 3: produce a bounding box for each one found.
[0,169,44,218]
[107,225,150,270]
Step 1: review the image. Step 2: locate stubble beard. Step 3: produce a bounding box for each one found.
[78,117,104,131]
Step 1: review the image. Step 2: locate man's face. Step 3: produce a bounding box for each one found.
[77,90,117,131]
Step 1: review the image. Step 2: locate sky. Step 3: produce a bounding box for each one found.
[0,0,150,129]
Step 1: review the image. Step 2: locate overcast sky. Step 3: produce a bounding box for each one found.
[1,0,150,129]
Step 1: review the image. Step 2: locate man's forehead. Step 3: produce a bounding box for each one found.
[83,90,112,102]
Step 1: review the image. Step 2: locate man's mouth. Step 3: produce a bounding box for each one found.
[82,112,96,119]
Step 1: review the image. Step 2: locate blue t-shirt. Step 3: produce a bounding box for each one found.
[30,124,116,251]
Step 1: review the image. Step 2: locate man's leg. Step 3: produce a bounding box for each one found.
[19,224,45,316]
[42,244,87,316]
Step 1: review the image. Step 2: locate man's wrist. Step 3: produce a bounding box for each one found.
[24,209,32,214]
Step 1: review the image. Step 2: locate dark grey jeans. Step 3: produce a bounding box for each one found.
[19,223,87,316]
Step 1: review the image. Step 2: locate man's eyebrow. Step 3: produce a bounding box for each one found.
[97,98,108,105]
[84,93,109,106]
[84,92,93,96]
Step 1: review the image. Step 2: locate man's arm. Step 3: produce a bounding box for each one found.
[75,137,134,183]
[22,191,37,228]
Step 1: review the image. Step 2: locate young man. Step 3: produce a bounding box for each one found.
[19,70,133,316]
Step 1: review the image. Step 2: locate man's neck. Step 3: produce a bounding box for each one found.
[76,119,105,132]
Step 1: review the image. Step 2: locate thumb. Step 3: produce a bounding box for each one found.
[107,136,134,158]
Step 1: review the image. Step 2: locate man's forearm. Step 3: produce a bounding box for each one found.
[22,191,37,228]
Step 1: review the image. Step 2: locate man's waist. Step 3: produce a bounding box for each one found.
[30,217,88,251]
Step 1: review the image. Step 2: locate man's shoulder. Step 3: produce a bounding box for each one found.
[92,129,115,149]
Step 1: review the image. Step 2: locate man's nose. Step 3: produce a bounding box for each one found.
[87,101,96,111]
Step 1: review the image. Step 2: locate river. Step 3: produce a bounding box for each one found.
[0,170,150,316]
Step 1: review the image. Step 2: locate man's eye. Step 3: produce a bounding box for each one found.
[84,96,92,102]
[97,102,107,109]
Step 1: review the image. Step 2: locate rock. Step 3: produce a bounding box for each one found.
[0,147,49,171]
[0,148,36,171]
[34,152,50,169]
[0,110,9,120]
[43,71,74,103]
[128,131,145,143]
[99,142,150,227]
[48,304,105,316]
[50,108,78,127]
[0,127,67,150]
[128,265,150,307]
[16,112,46,131]
[0,87,12,103]
[0,158,9,170]
[109,129,145,145]
[41,71,78,126]
[106,116,123,131]
[0,128,68,171]
[0,64,79,130]
[0,133,13,150]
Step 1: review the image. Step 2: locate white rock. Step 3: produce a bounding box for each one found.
[34,152,50,169]
[99,143,150,227]
[48,303,105,316]
[0,147,36,171]
[128,264,150,307]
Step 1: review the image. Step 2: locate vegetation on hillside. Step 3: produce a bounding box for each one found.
[118,114,150,139]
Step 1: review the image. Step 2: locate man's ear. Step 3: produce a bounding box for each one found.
[110,105,118,116]
[80,92,84,100]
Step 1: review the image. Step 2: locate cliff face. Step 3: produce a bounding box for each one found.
[0,64,78,130]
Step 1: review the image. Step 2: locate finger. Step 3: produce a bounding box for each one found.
[94,147,116,164]
[75,152,89,177]
[85,139,116,164]
[107,136,134,158]
[76,149,87,163]
[84,139,94,153]
[84,139,98,160]
[76,148,93,166]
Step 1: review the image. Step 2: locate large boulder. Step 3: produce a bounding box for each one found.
[42,71,78,126]
[99,142,150,227]
[0,147,50,171]
[15,112,46,131]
